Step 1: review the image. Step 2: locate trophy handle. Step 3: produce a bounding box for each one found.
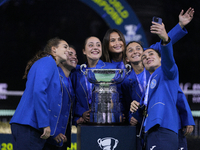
[125,64,131,75]
[113,139,119,149]
[80,64,87,75]
[97,139,102,149]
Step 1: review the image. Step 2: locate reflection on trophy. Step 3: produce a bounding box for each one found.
[97,137,119,150]
[80,64,130,124]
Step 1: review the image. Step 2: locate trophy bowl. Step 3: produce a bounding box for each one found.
[80,64,130,85]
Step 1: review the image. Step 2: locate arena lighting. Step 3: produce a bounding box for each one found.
[0,91,23,96]
[0,110,15,116]
[192,111,200,117]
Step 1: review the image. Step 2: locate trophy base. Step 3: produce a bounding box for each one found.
[84,122,125,126]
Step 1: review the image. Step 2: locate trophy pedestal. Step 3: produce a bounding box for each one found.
[77,125,136,150]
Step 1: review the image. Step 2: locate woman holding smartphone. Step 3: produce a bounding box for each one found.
[123,7,195,150]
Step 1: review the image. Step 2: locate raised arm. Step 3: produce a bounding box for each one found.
[153,22,178,80]
[149,7,194,51]
[178,7,194,29]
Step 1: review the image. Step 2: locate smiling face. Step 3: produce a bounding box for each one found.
[109,32,124,54]
[62,47,78,70]
[141,49,161,74]
[52,40,69,64]
[83,36,102,62]
[126,42,144,64]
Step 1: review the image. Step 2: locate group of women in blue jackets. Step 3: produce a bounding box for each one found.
[10,7,195,150]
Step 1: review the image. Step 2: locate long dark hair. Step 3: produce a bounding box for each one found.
[101,28,126,62]
[22,37,63,79]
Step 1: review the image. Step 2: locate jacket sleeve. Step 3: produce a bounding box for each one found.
[121,80,143,124]
[160,39,178,80]
[75,99,88,117]
[33,56,56,128]
[177,87,195,127]
[129,105,144,125]
[70,69,88,117]
[148,23,188,51]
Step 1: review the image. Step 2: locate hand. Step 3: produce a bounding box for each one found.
[119,114,124,123]
[77,117,85,124]
[130,100,140,113]
[54,133,67,143]
[179,7,194,28]
[82,110,91,122]
[150,22,169,42]
[40,126,51,139]
[183,125,194,136]
[122,114,126,122]
[130,117,138,126]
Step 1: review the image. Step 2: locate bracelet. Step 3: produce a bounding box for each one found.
[162,38,171,45]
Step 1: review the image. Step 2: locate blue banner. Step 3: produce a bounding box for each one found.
[79,0,149,47]
[0,0,9,6]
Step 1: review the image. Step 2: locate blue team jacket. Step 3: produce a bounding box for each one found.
[46,67,75,147]
[10,56,63,136]
[142,40,180,134]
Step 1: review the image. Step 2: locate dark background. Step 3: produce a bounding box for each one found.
[0,0,200,92]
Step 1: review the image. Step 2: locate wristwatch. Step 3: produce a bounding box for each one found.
[162,37,171,45]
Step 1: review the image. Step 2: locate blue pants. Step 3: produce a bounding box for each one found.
[11,123,46,150]
[145,127,178,150]
[43,141,68,150]
[136,124,143,150]
[43,142,63,150]
[178,129,187,150]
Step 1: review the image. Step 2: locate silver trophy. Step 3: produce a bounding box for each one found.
[80,64,131,124]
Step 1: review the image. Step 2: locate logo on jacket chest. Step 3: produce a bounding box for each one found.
[150,79,157,89]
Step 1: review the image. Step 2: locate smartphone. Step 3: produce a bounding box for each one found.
[152,16,162,24]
